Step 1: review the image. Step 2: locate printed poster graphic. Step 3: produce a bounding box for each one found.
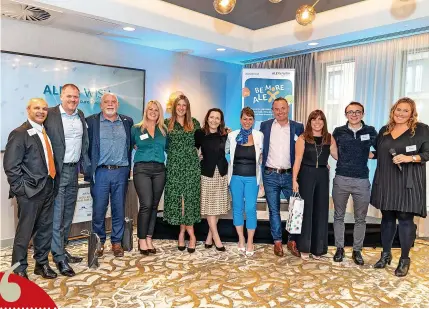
[73,187,111,224]
[242,69,295,129]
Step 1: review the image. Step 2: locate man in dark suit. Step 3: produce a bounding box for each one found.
[44,83,90,277]
[85,93,133,258]
[3,98,58,279]
[260,97,304,257]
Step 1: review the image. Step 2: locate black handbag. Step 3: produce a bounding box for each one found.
[121,217,134,252]
[81,230,101,269]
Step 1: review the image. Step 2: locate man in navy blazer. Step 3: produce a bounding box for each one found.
[85,93,134,258]
[260,97,304,257]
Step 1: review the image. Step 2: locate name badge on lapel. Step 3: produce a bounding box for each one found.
[294,134,298,141]
[27,128,37,136]
[406,145,417,152]
[140,133,149,140]
[360,134,370,141]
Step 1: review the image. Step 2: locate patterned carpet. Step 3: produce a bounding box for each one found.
[1,238,429,308]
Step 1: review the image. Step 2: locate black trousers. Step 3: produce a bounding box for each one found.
[12,178,54,273]
[296,165,330,256]
[381,210,415,258]
[133,162,166,239]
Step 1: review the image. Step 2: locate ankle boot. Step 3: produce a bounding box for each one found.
[394,257,410,277]
[374,252,392,268]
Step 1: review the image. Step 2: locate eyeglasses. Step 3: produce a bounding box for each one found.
[345,110,363,116]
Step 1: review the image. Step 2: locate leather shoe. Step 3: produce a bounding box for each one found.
[97,244,105,257]
[112,243,124,257]
[65,250,83,264]
[56,260,76,277]
[287,240,300,257]
[333,247,345,262]
[374,251,392,269]
[14,271,29,280]
[274,242,284,257]
[352,250,364,265]
[395,257,410,277]
[34,263,57,279]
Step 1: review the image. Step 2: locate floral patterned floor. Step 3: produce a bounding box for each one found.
[1,237,429,308]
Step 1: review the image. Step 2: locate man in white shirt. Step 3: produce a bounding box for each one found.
[260,97,304,257]
[3,98,57,279]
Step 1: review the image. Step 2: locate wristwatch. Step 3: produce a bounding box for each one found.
[412,155,417,162]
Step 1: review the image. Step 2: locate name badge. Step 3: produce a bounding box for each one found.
[140,133,149,140]
[360,134,370,141]
[406,145,417,152]
[294,134,298,141]
[27,128,37,136]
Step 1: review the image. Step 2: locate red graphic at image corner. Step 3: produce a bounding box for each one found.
[0,263,57,308]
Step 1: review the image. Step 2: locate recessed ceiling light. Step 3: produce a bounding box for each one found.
[123,26,135,31]
[216,48,226,51]
[308,42,319,46]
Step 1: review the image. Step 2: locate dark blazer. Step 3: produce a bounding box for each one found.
[85,112,134,182]
[260,118,304,168]
[44,105,90,193]
[194,129,228,177]
[3,121,51,198]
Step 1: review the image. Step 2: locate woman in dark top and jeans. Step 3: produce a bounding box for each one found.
[226,107,264,256]
[131,100,167,255]
[292,110,337,260]
[371,97,429,277]
[195,108,230,251]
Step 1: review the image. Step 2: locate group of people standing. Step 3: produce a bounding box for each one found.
[4,82,428,280]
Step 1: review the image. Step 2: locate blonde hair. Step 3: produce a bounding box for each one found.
[166,91,183,114]
[167,95,194,133]
[134,100,166,136]
[384,97,418,137]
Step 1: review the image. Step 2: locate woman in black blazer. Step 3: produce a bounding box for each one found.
[195,108,230,251]
[371,97,429,277]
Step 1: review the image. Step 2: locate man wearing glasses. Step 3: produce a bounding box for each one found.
[332,102,377,265]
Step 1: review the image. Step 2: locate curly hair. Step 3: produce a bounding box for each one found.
[384,97,418,137]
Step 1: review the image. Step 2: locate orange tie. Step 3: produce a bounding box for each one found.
[42,128,56,179]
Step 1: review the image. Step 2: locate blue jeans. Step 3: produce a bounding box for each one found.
[230,175,258,230]
[91,166,129,244]
[51,164,79,263]
[263,169,293,242]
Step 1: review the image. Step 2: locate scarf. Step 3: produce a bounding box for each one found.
[236,127,253,145]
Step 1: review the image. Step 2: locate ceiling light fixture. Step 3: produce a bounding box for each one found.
[216,48,226,51]
[123,26,135,31]
[296,0,319,26]
[269,0,282,3]
[308,42,319,46]
[213,0,236,15]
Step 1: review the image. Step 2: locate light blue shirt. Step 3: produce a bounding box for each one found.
[98,114,128,167]
[60,105,83,163]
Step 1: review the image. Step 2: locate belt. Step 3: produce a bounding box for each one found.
[100,165,126,170]
[63,162,78,167]
[265,167,292,174]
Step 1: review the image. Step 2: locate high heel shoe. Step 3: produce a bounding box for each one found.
[215,244,226,252]
[395,257,410,277]
[178,244,186,251]
[187,247,196,253]
[148,248,156,254]
[374,252,392,268]
[138,242,149,255]
[245,245,255,257]
[205,243,213,249]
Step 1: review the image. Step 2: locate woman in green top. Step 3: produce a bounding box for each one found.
[132,100,167,255]
[164,95,201,253]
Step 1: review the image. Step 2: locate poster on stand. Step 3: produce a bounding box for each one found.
[73,187,111,224]
[242,69,295,130]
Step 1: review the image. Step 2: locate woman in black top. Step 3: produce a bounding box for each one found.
[292,110,337,260]
[195,108,230,251]
[371,97,429,277]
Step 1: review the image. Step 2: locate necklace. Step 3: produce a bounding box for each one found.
[314,138,323,168]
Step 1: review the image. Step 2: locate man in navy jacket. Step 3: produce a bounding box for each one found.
[85,93,133,258]
[260,97,304,257]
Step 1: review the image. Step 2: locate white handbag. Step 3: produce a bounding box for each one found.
[286,192,304,234]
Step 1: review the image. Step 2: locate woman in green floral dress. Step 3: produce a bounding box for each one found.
[164,95,201,253]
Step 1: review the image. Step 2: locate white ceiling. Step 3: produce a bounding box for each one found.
[2,0,429,64]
